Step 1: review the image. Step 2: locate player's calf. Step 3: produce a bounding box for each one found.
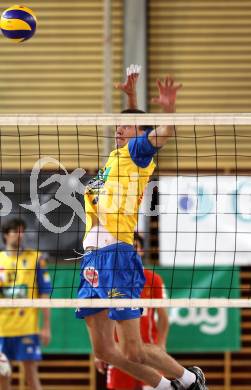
[0,376,11,390]
[23,361,42,390]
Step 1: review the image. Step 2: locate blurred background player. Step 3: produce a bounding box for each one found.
[95,232,169,390]
[0,218,52,390]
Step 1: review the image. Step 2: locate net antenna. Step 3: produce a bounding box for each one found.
[0,113,250,308]
[103,0,113,160]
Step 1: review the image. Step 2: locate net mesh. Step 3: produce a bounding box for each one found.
[0,113,250,308]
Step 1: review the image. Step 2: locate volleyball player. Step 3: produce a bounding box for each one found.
[0,218,52,390]
[76,66,207,390]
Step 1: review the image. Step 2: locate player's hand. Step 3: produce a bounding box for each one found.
[40,326,51,346]
[115,64,141,96]
[94,357,107,374]
[152,75,182,113]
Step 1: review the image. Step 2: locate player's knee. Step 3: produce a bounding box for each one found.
[127,352,146,365]
[125,345,146,364]
[93,345,115,363]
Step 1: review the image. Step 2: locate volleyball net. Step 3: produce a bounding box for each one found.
[0,113,250,308]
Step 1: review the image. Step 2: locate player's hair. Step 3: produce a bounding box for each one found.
[121,109,146,114]
[121,109,151,133]
[134,232,144,249]
[2,218,27,244]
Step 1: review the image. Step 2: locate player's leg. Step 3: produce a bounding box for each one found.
[116,318,184,379]
[116,319,207,390]
[107,363,141,390]
[81,246,206,388]
[0,376,11,390]
[23,361,41,390]
[12,335,42,390]
[116,319,206,389]
[80,247,166,387]
[85,310,166,388]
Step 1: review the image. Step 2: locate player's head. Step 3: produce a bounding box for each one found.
[2,218,26,248]
[134,232,145,258]
[115,109,150,148]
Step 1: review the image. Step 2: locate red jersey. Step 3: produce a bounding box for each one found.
[114,269,166,344]
[140,269,166,344]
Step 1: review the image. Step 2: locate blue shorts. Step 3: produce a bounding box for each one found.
[76,242,146,320]
[0,334,42,361]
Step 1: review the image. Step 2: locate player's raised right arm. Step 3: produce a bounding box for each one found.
[115,64,141,110]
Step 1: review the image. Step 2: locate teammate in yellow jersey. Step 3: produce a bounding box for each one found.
[0,218,52,390]
[76,66,207,390]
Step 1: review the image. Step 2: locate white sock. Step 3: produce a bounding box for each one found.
[154,376,172,390]
[177,369,196,388]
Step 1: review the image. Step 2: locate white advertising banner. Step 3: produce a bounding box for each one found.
[159,176,251,266]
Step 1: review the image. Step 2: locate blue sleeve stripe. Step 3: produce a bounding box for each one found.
[36,262,52,295]
[128,132,157,168]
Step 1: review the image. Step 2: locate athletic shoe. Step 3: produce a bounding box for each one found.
[171,366,208,390]
[187,366,208,389]
[171,379,184,389]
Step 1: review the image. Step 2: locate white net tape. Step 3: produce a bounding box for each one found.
[0,298,250,308]
[0,113,251,126]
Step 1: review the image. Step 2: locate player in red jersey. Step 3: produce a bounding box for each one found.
[96,232,169,390]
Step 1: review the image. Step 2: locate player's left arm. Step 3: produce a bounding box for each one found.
[36,255,52,346]
[148,75,182,148]
[154,274,169,350]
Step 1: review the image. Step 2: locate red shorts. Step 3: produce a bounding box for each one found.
[107,365,143,390]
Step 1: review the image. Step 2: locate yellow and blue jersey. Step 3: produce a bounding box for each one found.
[84,131,157,245]
[0,250,52,337]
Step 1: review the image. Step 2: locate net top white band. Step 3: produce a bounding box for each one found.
[0,298,250,308]
[0,113,251,126]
